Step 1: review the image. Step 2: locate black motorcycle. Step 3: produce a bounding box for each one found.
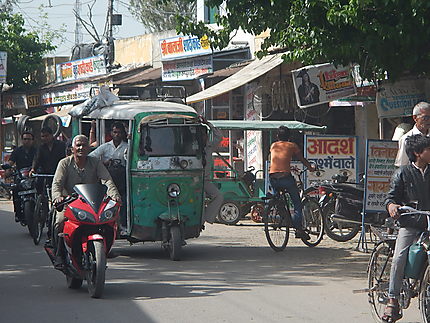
[2,164,39,241]
[319,173,388,242]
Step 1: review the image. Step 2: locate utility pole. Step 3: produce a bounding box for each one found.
[74,0,83,45]
[106,0,114,67]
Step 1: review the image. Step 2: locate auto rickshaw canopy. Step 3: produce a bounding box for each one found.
[208,120,326,131]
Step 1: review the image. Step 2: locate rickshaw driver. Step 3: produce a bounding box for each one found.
[200,116,224,224]
[50,135,121,267]
[269,126,316,240]
[89,121,128,235]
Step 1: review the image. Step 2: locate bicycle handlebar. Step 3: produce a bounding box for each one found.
[31,173,55,178]
[398,206,430,217]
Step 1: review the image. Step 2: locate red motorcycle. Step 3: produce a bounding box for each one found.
[44,183,120,298]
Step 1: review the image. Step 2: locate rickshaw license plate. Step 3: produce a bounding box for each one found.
[18,189,36,195]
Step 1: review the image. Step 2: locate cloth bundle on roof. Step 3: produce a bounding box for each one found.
[69,85,119,117]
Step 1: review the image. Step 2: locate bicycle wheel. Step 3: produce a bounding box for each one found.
[32,195,44,245]
[420,265,430,323]
[368,242,394,323]
[263,199,289,251]
[301,197,324,247]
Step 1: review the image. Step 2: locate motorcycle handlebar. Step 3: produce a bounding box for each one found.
[53,193,79,210]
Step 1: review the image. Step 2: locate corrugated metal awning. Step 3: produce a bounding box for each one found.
[30,106,72,121]
[187,53,284,104]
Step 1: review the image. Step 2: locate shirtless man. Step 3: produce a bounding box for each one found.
[269,126,315,240]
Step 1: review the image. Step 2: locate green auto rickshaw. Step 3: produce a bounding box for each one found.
[208,120,327,225]
[71,90,207,260]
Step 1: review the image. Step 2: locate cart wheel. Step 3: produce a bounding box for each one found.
[168,226,182,261]
[217,201,241,225]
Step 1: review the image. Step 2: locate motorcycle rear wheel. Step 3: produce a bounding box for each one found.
[86,240,106,298]
[323,202,360,242]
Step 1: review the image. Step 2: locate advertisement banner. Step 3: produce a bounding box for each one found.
[376,79,430,118]
[162,55,213,81]
[160,35,211,61]
[41,82,107,106]
[292,63,356,109]
[305,135,358,188]
[56,55,107,83]
[245,82,263,173]
[364,140,398,212]
[0,51,6,83]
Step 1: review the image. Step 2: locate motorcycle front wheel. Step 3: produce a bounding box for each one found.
[24,200,36,238]
[86,240,106,298]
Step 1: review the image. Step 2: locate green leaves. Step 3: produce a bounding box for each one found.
[0,11,55,90]
[172,0,430,81]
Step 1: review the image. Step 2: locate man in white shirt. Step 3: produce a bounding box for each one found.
[395,102,430,167]
[89,122,128,233]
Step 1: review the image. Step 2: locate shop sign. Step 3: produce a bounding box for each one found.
[162,55,213,81]
[3,93,27,110]
[56,55,107,83]
[305,135,358,187]
[292,63,356,109]
[41,82,102,106]
[245,82,263,173]
[364,140,398,212]
[160,35,211,61]
[0,51,6,83]
[27,94,41,108]
[376,79,430,118]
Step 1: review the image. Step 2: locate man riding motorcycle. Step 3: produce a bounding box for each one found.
[50,135,121,267]
[7,131,37,223]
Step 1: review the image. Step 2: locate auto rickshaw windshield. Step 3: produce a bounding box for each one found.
[139,124,206,156]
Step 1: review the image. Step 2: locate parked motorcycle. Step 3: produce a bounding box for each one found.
[2,164,38,237]
[44,183,120,298]
[319,173,388,242]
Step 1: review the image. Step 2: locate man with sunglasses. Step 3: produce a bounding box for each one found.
[395,101,430,167]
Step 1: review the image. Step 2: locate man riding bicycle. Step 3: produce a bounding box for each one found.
[383,134,430,322]
[269,126,316,240]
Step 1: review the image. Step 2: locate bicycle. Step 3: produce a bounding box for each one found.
[32,174,54,245]
[262,167,324,250]
[366,206,430,323]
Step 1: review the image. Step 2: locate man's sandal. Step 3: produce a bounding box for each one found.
[381,303,403,322]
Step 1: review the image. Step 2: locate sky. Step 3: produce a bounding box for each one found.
[13,0,148,57]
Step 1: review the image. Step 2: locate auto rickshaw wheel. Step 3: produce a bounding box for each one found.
[168,226,182,261]
[217,201,241,225]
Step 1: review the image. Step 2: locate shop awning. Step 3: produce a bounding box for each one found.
[209,120,326,131]
[30,107,72,121]
[187,53,285,104]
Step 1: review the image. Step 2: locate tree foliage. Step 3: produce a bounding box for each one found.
[129,0,196,33]
[175,0,430,81]
[0,11,56,90]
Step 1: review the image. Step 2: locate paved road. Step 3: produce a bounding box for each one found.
[0,200,421,323]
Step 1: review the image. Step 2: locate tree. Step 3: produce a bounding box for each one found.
[130,0,196,33]
[175,0,430,81]
[0,11,56,90]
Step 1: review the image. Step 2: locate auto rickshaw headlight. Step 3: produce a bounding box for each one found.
[180,159,189,169]
[167,183,181,198]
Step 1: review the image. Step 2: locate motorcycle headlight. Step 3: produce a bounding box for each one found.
[70,207,95,223]
[20,179,32,190]
[167,183,181,198]
[100,199,118,222]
